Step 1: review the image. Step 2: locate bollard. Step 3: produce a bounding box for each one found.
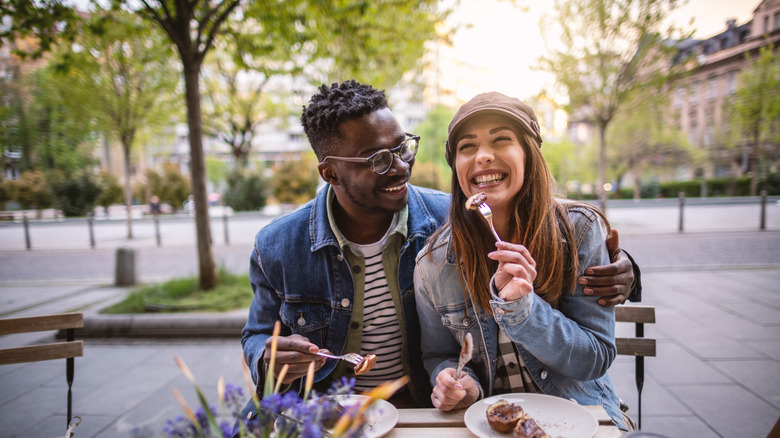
[678,192,685,233]
[23,213,31,250]
[760,190,767,230]
[87,213,95,249]
[154,214,161,247]
[115,247,137,285]
[223,212,230,245]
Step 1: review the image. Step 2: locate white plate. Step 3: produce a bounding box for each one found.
[277,394,397,438]
[464,393,599,438]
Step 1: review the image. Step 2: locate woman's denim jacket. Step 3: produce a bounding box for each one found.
[414,205,627,429]
[242,184,449,407]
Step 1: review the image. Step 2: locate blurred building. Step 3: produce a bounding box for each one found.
[668,0,780,179]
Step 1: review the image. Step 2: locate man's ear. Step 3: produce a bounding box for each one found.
[318,162,339,186]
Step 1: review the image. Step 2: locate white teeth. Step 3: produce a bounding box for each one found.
[383,183,406,192]
[474,174,504,185]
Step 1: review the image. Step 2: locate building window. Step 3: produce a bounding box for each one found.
[775,12,780,30]
[689,81,699,104]
[673,87,685,107]
[707,77,717,100]
[727,71,738,94]
[764,15,770,33]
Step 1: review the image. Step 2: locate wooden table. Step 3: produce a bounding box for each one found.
[385,405,622,437]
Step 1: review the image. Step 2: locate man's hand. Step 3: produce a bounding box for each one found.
[431,368,480,411]
[262,334,326,385]
[578,228,634,306]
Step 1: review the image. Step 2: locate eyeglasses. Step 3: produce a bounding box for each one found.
[320,133,419,175]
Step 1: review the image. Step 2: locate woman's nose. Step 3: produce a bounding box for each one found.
[475,147,494,165]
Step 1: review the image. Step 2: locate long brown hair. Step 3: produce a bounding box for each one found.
[436,124,606,313]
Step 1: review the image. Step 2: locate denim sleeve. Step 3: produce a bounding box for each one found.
[414,260,484,398]
[241,241,286,390]
[490,213,616,381]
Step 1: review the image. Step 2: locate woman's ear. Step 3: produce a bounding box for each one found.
[318,162,339,186]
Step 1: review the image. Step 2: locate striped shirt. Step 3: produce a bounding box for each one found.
[350,240,405,391]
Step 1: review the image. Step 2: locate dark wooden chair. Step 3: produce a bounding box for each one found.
[615,304,656,430]
[0,312,84,427]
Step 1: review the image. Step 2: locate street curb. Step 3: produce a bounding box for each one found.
[77,311,247,338]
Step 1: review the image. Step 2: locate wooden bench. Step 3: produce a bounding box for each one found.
[0,312,84,427]
[615,304,656,430]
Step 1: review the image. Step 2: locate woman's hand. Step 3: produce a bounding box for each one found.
[488,241,537,301]
[431,368,480,411]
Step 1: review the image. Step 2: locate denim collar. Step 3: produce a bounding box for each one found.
[308,184,441,252]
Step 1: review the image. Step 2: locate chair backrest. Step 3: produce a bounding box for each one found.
[615,304,656,430]
[0,312,84,429]
[0,312,84,365]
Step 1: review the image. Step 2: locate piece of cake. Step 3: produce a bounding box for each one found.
[353,354,377,375]
[465,192,487,210]
[485,399,525,433]
[514,415,550,438]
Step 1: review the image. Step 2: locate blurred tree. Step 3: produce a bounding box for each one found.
[223,169,269,211]
[48,170,102,217]
[145,165,191,213]
[95,171,124,217]
[539,0,688,211]
[205,156,229,193]
[727,43,780,196]
[50,9,180,238]
[540,138,579,194]
[9,170,52,216]
[409,105,454,192]
[608,79,697,200]
[272,153,320,205]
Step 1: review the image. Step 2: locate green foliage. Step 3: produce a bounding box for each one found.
[95,171,124,209]
[10,170,52,210]
[206,156,229,192]
[101,269,251,314]
[0,0,81,60]
[143,165,191,212]
[223,169,269,211]
[48,171,103,217]
[271,154,320,205]
[409,161,450,192]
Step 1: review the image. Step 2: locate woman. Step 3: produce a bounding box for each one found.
[413,92,631,430]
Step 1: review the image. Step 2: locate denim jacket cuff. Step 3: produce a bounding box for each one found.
[489,275,534,324]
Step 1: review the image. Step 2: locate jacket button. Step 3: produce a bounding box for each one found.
[337,253,344,261]
[350,321,359,329]
[462,317,470,325]
[540,370,548,379]
[297,316,306,326]
[341,298,350,307]
[352,265,361,274]
[495,308,505,316]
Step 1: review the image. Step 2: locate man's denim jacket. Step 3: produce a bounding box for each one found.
[414,205,628,430]
[241,184,449,407]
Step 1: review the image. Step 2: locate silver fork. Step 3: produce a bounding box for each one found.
[477,202,503,242]
[314,350,364,366]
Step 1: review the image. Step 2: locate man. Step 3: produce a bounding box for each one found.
[241,80,639,409]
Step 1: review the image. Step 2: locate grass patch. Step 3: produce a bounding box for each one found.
[101,269,251,314]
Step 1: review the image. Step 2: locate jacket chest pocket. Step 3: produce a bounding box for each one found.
[439,306,478,331]
[281,302,331,345]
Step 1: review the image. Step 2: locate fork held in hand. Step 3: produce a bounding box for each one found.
[314,350,363,366]
[477,202,502,242]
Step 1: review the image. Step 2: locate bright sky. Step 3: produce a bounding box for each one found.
[447,0,756,101]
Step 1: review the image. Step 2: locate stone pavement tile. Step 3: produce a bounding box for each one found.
[694,310,780,341]
[13,413,114,438]
[102,394,186,437]
[76,364,181,415]
[0,385,73,435]
[747,339,780,361]
[640,415,719,438]
[610,360,690,417]
[0,284,88,315]
[725,301,780,325]
[711,359,780,408]
[645,341,732,384]
[667,384,780,437]
[0,360,61,405]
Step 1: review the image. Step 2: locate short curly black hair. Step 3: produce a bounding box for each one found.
[301,80,389,160]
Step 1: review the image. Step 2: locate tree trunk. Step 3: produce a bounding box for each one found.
[632,165,642,202]
[749,129,759,196]
[598,122,608,212]
[183,63,218,290]
[123,141,133,239]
